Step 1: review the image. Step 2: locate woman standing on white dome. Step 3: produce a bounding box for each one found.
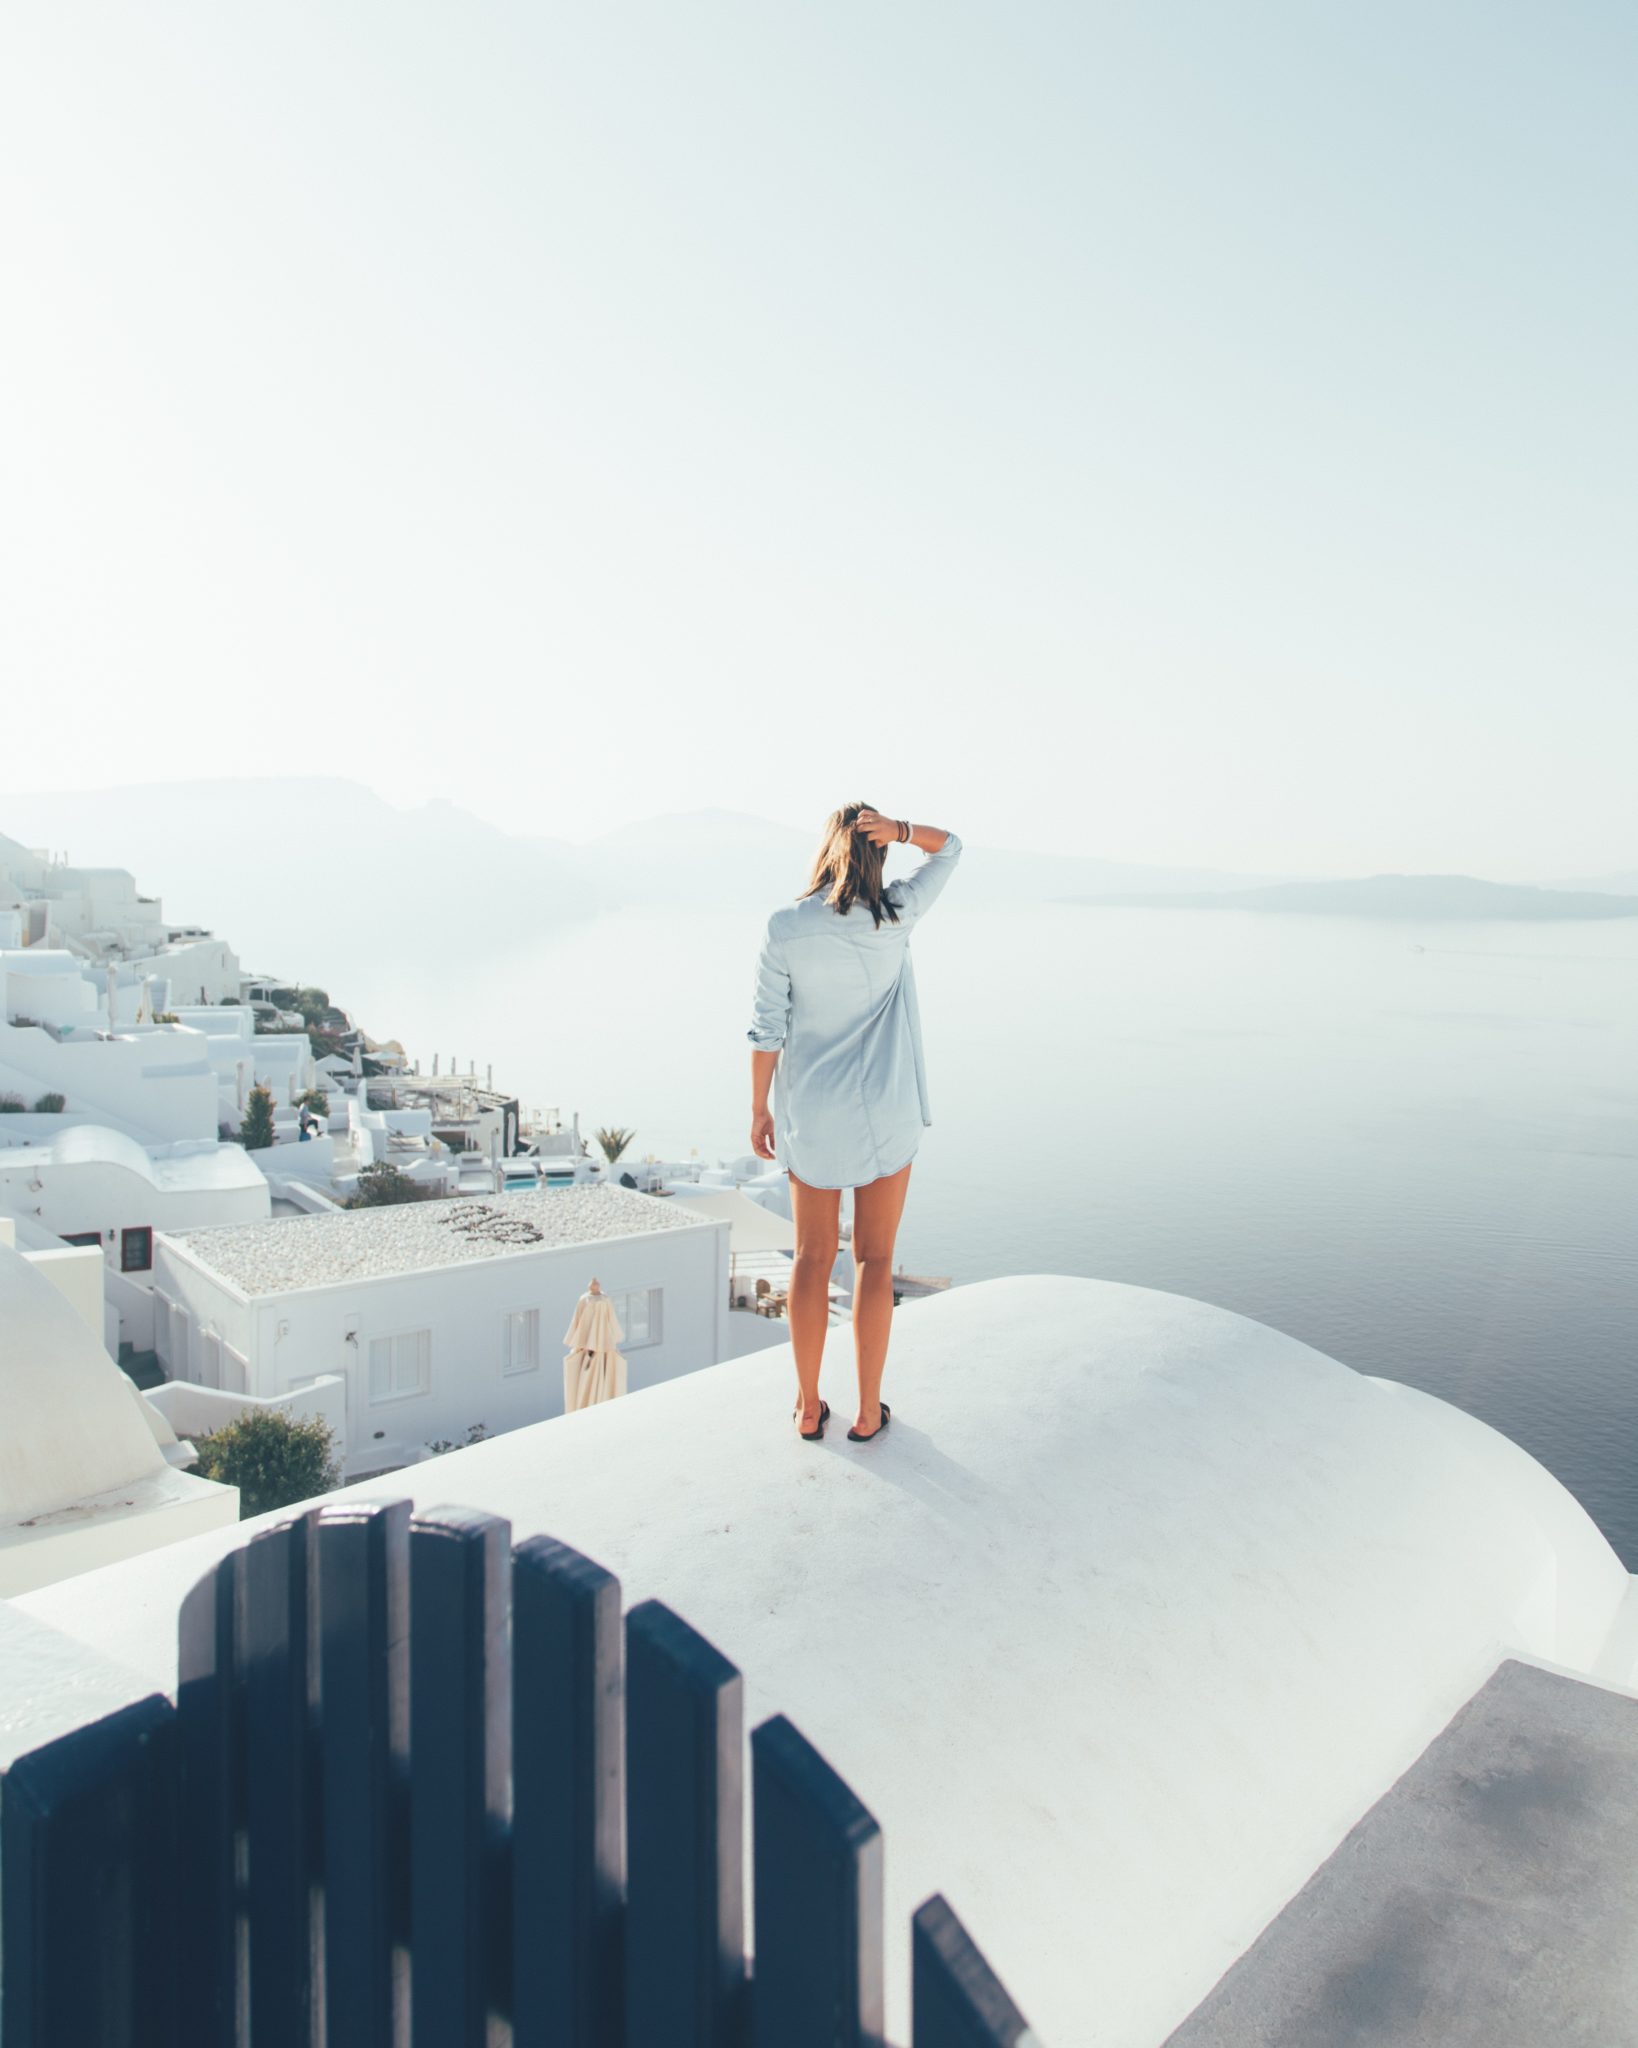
[747,803,962,1445]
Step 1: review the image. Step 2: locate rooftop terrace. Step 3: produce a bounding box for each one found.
[165,1182,709,1294]
[19,1274,1638,2043]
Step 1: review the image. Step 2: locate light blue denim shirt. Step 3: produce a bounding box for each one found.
[747,831,963,1189]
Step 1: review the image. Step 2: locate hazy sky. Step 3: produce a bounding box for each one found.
[3,4,1633,878]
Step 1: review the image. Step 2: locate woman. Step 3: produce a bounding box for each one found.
[747,804,963,1443]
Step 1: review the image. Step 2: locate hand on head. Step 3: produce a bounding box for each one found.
[853,809,903,848]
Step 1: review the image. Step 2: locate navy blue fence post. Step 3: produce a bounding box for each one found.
[240,1515,318,2047]
[624,1599,746,2048]
[0,1694,178,2048]
[176,1549,242,2048]
[911,1896,1033,2048]
[313,1498,411,2048]
[750,1715,884,2047]
[410,1506,513,2047]
[511,1534,625,2048]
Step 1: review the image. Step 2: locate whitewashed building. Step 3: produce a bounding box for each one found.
[0,1124,272,1354]
[0,1227,238,1595]
[0,831,240,1001]
[151,1184,729,1475]
[0,995,222,1143]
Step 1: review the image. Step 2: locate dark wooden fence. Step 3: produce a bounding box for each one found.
[1,1497,1036,2047]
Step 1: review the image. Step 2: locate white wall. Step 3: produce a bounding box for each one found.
[154,1215,729,1475]
[0,1141,272,1356]
[257,1132,338,1185]
[150,1252,256,1392]
[0,1018,220,1140]
[146,1372,347,1451]
[0,1468,239,1597]
[3,952,99,1030]
[14,1275,1638,2048]
[0,1146,271,1250]
[143,937,240,1006]
[19,1242,106,1342]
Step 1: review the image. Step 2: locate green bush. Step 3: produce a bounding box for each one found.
[239,1083,277,1151]
[296,1086,330,1116]
[32,1092,66,1114]
[0,1094,23,1113]
[189,1408,339,1519]
[347,1161,436,1207]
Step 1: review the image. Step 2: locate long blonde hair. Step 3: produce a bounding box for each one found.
[799,802,901,928]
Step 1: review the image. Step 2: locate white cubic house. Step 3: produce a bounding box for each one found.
[0,1225,239,1596]
[151,1185,731,1475]
[0,1124,272,1356]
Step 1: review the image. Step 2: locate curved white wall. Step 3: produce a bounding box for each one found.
[16,1276,1633,2046]
[0,1243,168,1515]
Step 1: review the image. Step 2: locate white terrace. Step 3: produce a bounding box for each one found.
[16,1273,1638,2045]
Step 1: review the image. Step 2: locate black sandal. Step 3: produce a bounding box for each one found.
[847,1402,890,1443]
[795,1398,830,1441]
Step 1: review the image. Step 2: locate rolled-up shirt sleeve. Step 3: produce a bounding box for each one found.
[746,916,793,1050]
[884,829,963,927]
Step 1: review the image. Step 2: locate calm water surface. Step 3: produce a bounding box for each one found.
[354,906,1638,1561]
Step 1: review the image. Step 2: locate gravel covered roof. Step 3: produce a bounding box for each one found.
[164,1184,710,1295]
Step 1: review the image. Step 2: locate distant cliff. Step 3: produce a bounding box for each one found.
[1064,874,1638,921]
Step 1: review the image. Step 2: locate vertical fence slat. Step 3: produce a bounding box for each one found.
[624,1599,745,2048]
[750,1714,883,2047]
[314,1498,411,2048]
[240,1516,317,2048]
[911,1896,1033,2048]
[511,1534,625,2048]
[411,1506,512,2048]
[0,1694,178,2048]
[176,1550,242,2048]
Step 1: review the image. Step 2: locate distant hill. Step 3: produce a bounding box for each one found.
[0,778,1276,965]
[1066,874,1638,921]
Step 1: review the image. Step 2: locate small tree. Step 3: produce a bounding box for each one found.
[0,1094,24,1113]
[293,987,332,1029]
[297,1086,330,1116]
[32,1092,66,1113]
[239,1083,277,1151]
[347,1160,435,1208]
[596,1126,636,1164]
[189,1409,339,1519]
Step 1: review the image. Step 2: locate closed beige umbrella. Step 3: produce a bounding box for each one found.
[563,1277,627,1412]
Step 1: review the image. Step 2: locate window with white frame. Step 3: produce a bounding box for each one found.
[369,1329,431,1403]
[502,1307,541,1375]
[608,1286,662,1349]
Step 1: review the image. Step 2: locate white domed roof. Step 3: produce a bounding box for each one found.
[0,1244,167,1518]
[16,1275,1633,2045]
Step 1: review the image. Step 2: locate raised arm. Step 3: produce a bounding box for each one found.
[855,811,962,925]
[856,811,952,855]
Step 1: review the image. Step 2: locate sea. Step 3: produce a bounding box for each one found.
[349,903,1638,1563]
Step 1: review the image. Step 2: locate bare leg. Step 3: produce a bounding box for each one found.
[788,1171,841,1430]
[850,1161,912,1433]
